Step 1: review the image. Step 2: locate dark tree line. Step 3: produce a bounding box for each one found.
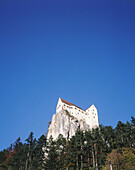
[0,116,135,170]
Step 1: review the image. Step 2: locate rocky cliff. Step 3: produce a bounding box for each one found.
[47,110,90,140]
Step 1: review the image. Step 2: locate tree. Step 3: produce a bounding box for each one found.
[123,147,135,170]
[1,116,135,169]
[131,116,135,127]
[105,150,124,170]
[84,130,93,169]
[8,137,23,170]
[130,116,135,147]
[0,150,6,165]
[91,127,108,169]
[115,120,135,150]
[55,134,66,169]
[0,149,7,170]
[25,132,37,170]
[100,125,116,151]
[35,135,46,169]
[45,136,58,169]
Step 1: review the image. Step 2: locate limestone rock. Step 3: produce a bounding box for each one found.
[47,110,91,140]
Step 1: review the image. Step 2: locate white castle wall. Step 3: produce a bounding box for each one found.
[56,98,99,130]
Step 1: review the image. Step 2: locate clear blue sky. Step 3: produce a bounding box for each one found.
[0,0,135,151]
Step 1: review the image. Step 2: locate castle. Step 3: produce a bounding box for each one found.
[56,98,99,129]
[47,98,99,140]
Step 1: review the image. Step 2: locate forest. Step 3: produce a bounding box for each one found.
[0,116,135,170]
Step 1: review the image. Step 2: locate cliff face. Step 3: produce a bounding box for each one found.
[47,110,90,140]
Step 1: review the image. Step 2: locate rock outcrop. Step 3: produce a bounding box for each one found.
[47,110,90,140]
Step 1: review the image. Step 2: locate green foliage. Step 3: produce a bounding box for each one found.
[0,116,135,169]
[65,110,75,119]
[131,116,135,127]
[123,147,135,170]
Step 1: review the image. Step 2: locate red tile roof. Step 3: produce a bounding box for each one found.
[60,98,83,111]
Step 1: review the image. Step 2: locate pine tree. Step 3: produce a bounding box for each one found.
[55,134,66,169]
[84,130,93,169]
[100,125,116,152]
[35,135,46,169]
[45,136,58,170]
[131,116,135,147]
[25,132,37,170]
[91,127,107,169]
[115,121,132,148]
[8,137,23,170]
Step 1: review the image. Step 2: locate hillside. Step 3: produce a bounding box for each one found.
[0,116,135,170]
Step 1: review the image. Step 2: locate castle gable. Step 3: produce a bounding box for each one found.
[60,98,83,111]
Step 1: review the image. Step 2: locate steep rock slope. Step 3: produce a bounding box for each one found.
[47,110,90,140]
